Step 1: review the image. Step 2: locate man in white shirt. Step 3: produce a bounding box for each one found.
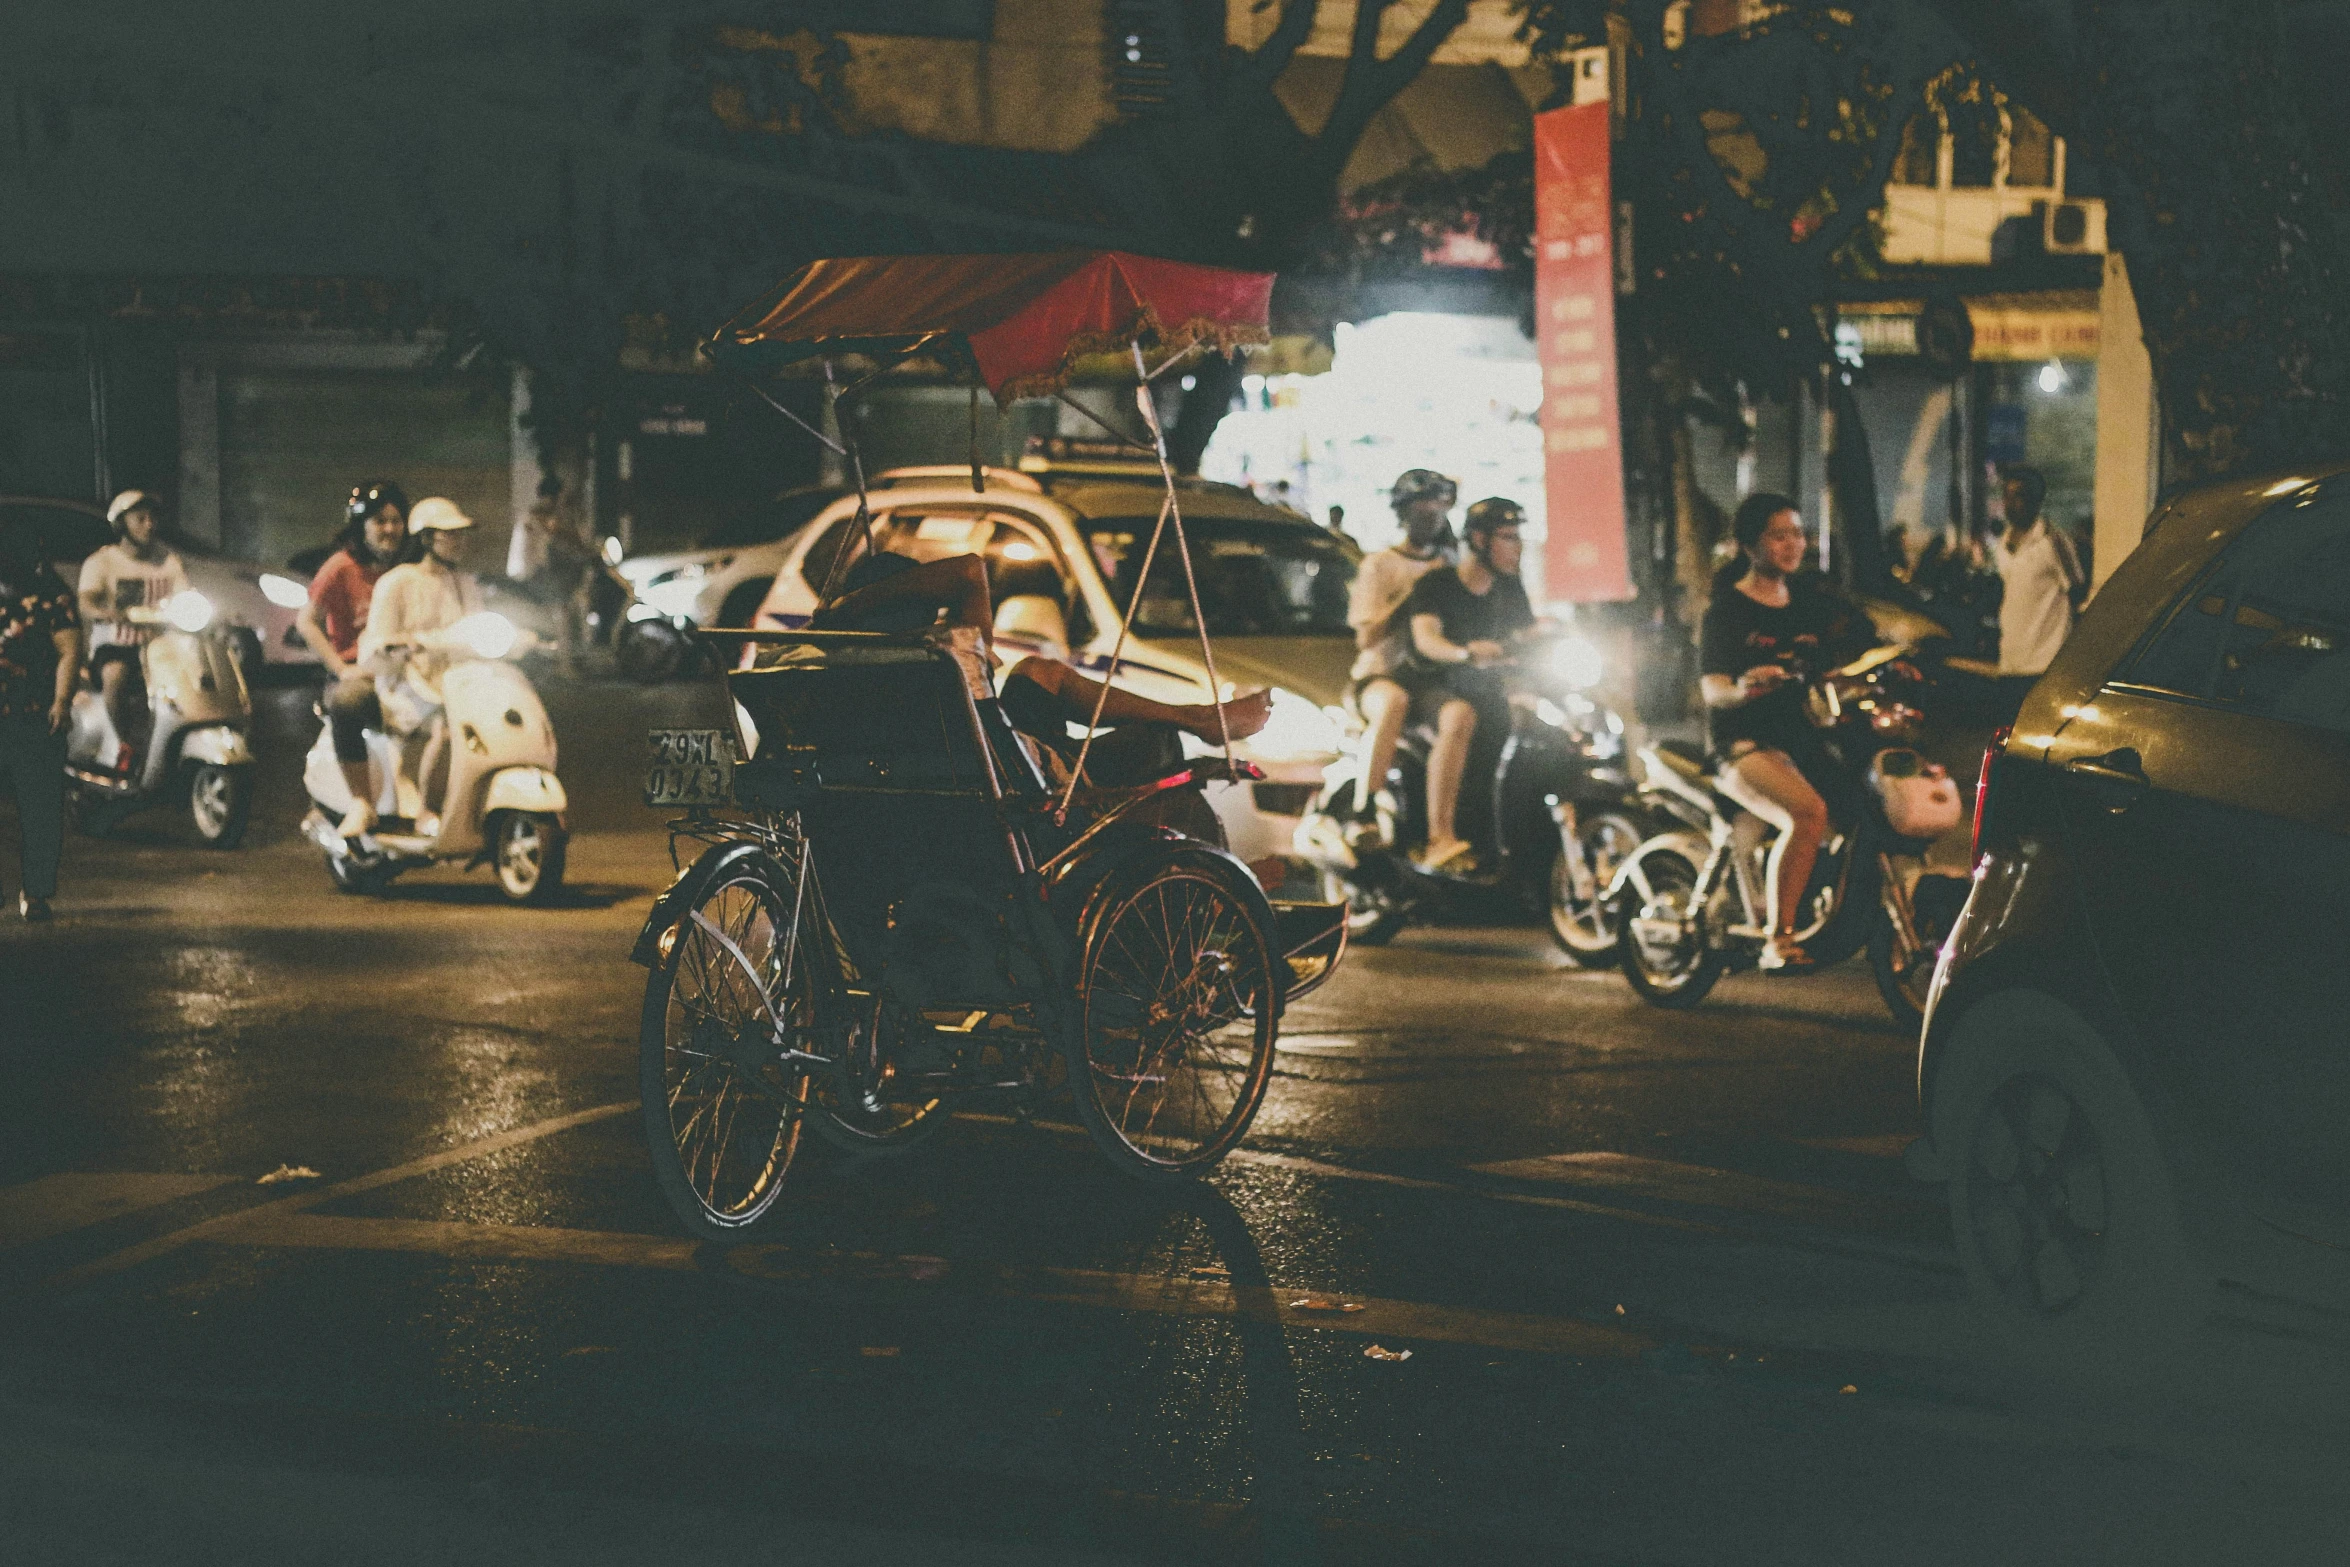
[351,496,482,836]
[78,490,190,761]
[1343,469,1456,823]
[1991,465,2085,679]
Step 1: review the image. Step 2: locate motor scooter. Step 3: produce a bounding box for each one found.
[299,612,570,902]
[1610,646,1973,1028]
[1294,633,1651,959]
[64,591,256,847]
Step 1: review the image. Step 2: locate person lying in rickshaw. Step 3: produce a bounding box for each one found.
[809,549,1272,787]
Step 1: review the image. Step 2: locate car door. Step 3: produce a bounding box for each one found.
[2042,479,2350,1226]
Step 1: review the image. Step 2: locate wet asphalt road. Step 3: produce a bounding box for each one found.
[5,673,2350,1564]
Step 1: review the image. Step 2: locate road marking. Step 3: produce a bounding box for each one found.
[1470,1151,1907,1230]
[1795,1134,1921,1160]
[0,1173,233,1251]
[36,1101,633,1293]
[212,1210,1664,1362]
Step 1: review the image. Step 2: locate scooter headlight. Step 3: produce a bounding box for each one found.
[163,590,215,633]
[257,573,309,609]
[454,611,519,660]
[1549,635,1604,691]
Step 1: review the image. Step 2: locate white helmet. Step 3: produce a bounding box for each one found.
[407,496,475,534]
[106,489,156,525]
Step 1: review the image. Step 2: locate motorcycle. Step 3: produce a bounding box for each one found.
[64,591,256,848]
[1611,646,1973,1028]
[1295,632,1652,959]
[298,612,570,903]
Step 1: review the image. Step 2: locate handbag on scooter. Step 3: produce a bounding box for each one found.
[1866,749,1963,838]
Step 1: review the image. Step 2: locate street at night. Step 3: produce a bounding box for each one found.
[14,1,2350,1561]
[7,678,2350,1563]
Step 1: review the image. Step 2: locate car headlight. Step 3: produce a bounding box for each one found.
[163,590,215,633]
[454,611,518,660]
[1246,688,1345,762]
[258,572,309,609]
[1549,635,1604,690]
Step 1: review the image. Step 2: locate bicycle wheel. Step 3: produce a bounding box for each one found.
[1069,847,1278,1180]
[640,854,828,1239]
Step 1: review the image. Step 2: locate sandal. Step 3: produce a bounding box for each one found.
[1758,942,1816,973]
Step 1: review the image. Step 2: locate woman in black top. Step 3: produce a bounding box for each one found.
[1698,493,1874,969]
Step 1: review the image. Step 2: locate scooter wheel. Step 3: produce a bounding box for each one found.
[188,763,253,849]
[492,811,568,904]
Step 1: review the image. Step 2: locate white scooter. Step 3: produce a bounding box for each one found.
[299,612,570,903]
[65,591,256,847]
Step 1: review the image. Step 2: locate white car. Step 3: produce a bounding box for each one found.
[743,462,1360,868]
[612,485,849,633]
[0,495,313,676]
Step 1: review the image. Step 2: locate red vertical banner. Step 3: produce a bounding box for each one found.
[1534,97,1633,603]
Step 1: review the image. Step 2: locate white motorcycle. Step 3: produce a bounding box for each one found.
[299,612,569,903]
[64,591,256,847]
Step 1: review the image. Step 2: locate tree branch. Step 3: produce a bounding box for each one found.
[1233,0,1323,95]
[1319,0,1471,164]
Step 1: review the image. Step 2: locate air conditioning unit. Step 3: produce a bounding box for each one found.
[2042,198,2107,255]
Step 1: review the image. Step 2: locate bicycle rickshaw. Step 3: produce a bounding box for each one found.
[629,252,1350,1240]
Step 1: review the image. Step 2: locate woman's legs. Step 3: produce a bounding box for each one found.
[326,676,383,832]
[1725,746,1830,956]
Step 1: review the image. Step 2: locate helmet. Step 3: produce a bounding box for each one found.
[106,489,156,532]
[407,496,475,534]
[1463,497,1526,540]
[1388,469,1457,510]
[347,480,410,528]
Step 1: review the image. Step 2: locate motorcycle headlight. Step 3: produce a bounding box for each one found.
[454,611,519,660]
[1549,635,1604,690]
[163,590,215,633]
[258,573,309,609]
[1246,688,1346,762]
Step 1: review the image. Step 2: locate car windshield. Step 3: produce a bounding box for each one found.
[1079,517,1356,638]
[700,488,844,550]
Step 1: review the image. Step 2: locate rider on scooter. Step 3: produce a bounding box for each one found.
[299,481,412,836]
[78,490,190,767]
[348,496,485,839]
[1403,497,1541,874]
[1697,493,1875,971]
[1343,470,1456,834]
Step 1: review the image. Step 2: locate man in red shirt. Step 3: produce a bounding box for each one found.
[296,481,410,825]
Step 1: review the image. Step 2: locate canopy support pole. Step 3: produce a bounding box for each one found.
[1051,339,1234,826]
[1050,390,1154,454]
[816,357,877,608]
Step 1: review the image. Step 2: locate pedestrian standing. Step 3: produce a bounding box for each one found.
[0,532,83,921]
[509,475,591,676]
[1989,465,2084,712]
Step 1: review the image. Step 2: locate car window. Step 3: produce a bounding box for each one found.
[0,503,109,563]
[2125,485,2350,731]
[1080,517,1356,638]
[796,507,1087,630]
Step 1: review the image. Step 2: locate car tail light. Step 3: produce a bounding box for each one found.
[1971,725,2013,862]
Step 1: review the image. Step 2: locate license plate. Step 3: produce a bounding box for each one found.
[644,728,736,807]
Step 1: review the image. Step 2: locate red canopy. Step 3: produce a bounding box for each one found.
[707,251,1273,401]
